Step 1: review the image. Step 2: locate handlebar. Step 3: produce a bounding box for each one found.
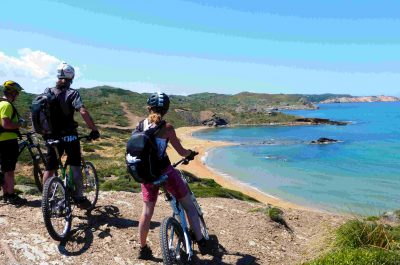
[151,151,198,186]
[46,135,93,147]
[78,135,93,141]
[172,151,199,168]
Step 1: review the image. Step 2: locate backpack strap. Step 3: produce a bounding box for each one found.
[152,120,169,159]
[132,119,145,135]
[0,98,20,134]
[153,120,166,135]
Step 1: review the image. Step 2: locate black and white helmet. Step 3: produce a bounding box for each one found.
[147,92,170,111]
[57,62,75,80]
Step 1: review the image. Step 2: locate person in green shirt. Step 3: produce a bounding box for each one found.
[0,80,27,205]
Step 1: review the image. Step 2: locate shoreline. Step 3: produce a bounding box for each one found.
[167,126,319,212]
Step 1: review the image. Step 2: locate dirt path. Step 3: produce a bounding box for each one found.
[98,102,143,130]
[0,191,345,265]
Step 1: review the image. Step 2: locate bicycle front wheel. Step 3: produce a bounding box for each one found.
[42,176,72,241]
[160,217,188,265]
[82,161,99,209]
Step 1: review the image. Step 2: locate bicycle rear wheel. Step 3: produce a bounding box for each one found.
[33,156,46,192]
[82,161,99,209]
[199,215,209,240]
[190,192,209,240]
[42,176,72,241]
[160,217,188,265]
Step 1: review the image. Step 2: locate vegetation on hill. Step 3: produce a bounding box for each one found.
[300,93,352,103]
[3,85,343,128]
[307,218,400,265]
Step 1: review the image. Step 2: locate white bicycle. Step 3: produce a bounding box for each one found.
[156,153,209,264]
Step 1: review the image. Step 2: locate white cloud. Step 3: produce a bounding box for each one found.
[0,49,81,94]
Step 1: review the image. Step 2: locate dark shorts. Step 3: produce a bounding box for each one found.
[0,139,19,172]
[45,135,82,170]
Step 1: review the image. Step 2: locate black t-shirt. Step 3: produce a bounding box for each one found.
[45,87,84,136]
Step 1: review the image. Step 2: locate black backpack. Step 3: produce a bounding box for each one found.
[31,88,63,135]
[126,120,167,183]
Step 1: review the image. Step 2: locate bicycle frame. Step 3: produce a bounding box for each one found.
[18,132,47,163]
[47,135,92,191]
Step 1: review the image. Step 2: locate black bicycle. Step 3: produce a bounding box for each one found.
[41,135,99,241]
[18,131,48,192]
[157,153,209,264]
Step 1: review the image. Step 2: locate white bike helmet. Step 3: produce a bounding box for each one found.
[57,62,75,80]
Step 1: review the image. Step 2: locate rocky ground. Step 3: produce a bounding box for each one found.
[0,191,346,265]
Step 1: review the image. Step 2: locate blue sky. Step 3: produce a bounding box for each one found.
[1,0,400,96]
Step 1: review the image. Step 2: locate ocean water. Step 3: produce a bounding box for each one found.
[194,102,400,215]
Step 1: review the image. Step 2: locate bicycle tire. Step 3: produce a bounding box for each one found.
[199,215,209,241]
[189,192,209,240]
[82,161,99,209]
[42,176,72,241]
[33,157,46,192]
[160,217,188,265]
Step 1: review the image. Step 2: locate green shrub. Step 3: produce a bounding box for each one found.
[268,207,284,223]
[395,210,400,219]
[307,248,400,265]
[15,175,35,185]
[100,177,140,192]
[308,219,400,265]
[365,216,380,221]
[188,178,257,202]
[336,220,399,250]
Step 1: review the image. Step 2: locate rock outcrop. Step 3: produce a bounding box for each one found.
[295,118,348,126]
[320,96,399,104]
[200,111,228,127]
[310,138,339,144]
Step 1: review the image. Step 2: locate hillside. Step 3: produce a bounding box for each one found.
[4,86,399,264]
[8,85,355,128]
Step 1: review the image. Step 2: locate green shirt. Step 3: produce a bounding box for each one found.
[0,100,18,141]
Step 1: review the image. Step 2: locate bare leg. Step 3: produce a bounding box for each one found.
[3,171,15,194]
[43,170,55,185]
[71,165,83,197]
[179,193,203,241]
[139,201,156,247]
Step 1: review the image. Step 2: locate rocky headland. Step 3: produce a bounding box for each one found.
[320,95,399,104]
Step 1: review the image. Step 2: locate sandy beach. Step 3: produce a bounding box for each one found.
[167,126,313,211]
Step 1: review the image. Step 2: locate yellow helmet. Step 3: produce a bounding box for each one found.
[3,80,24,93]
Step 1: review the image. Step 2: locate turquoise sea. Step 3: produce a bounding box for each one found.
[194,102,400,215]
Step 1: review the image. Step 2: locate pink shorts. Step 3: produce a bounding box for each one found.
[141,165,189,202]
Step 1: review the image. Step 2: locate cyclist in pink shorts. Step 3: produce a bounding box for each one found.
[137,92,208,260]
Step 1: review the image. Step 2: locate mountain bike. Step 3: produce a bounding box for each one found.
[157,153,209,265]
[41,135,99,241]
[0,131,47,192]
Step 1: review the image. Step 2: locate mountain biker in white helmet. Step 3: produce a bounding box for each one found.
[42,62,100,209]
